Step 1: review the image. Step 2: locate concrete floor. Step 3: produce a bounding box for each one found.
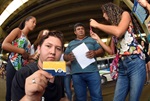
[0,77,150,101]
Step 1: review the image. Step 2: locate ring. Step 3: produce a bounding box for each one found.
[32,78,36,84]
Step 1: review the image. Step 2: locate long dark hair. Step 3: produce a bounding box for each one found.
[130,13,141,34]
[18,16,35,29]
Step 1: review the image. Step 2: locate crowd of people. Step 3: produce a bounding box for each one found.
[1,1,150,101]
[0,62,6,79]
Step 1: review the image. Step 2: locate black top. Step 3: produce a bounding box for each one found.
[11,62,65,101]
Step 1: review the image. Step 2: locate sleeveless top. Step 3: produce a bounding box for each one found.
[110,25,145,79]
[9,33,31,70]
[113,25,145,59]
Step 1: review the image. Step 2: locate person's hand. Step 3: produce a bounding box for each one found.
[32,52,39,60]
[22,50,29,60]
[90,30,101,41]
[24,70,54,101]
[86,50,95,58]
[90,19,99,28]
[67,53,75,61]
[29,52,39,62]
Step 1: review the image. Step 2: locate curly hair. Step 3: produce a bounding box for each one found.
[101,2,124,25]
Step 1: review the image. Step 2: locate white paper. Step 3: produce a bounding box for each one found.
[72,43,95,69]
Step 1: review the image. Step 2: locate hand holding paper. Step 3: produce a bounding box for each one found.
[72,43,95,69]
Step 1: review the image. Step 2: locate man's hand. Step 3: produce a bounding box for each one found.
[86,50,95,59]
[21,70,54,101]
[66,53,75,61]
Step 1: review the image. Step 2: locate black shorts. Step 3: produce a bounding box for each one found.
[145,55,150,63]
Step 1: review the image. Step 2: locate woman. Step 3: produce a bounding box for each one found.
[90,2,146,101]
[30,29,49,55]
[2,16,36,101]
[29,29,49,62]
[141,40,150,84]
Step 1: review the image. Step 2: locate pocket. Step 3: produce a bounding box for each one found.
[124,55,139,63]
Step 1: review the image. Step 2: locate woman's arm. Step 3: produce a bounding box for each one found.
[90,11,131,38]
[2,28,25,54]
[90,31,114,55]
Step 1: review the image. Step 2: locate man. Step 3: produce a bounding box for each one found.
[11,30,68,101]
[64,23,103,101]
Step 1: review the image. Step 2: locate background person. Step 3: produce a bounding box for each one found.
[64,23,103,101]
[138,0,150,14]
[140,39,150,84]
[90,2,146,101]
[60,54,72,101]
[11,30,68,101]
[30,29,49,55]
[2,16,36,101]
[29,29,49,63]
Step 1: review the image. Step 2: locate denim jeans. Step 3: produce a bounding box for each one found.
[113,55,146,101]
[72,71,103,101]
[64,74,72,101]
[6,59,16,101]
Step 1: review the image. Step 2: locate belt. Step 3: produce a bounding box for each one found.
[120,56,128,61]
[120,54,139,61]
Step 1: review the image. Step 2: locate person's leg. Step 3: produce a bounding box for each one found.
[6,59,16,101]
[147,61,150,83]
[113,59,129,101]
[113,75,129,101]
[128,56,146,101]
[64,74,72,101]
[72,74,87,101]
[145,63,149,84]
[86,72,103,101]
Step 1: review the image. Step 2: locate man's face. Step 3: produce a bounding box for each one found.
[74,26,85,39]
[37,36,63,63]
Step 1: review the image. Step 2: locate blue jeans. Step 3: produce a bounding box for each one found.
[64,74,72,101]
[72,71,103,101]
[113,55,146,101]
